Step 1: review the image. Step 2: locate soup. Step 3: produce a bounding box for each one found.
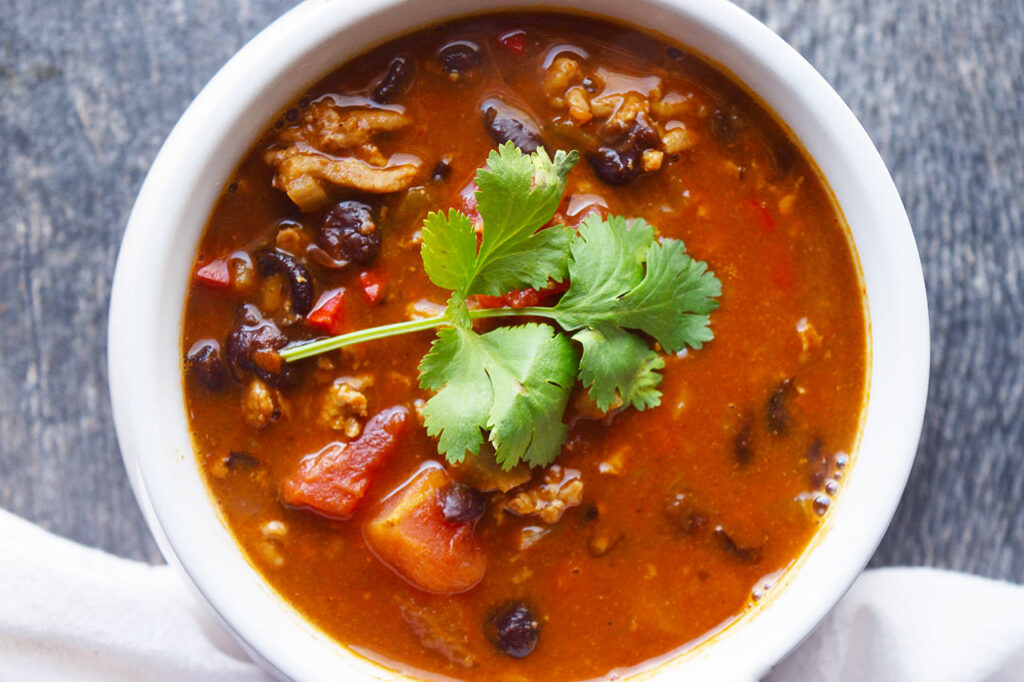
[182,11,866,681]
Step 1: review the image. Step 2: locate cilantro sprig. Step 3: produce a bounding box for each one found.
[423,144,576,296]
[280,143,721,470]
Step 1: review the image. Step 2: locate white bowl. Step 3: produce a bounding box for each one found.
[108,0,929,679]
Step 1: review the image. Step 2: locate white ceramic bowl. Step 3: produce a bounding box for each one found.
[108,1,929,679]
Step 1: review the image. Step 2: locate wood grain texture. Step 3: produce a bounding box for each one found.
[0,0,1021,578]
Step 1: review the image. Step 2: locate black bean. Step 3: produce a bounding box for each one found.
[586,114,661,186]
[667,46,685,61]
[486,602,539,658]
[769,138,799,178]
[438,482,485,523]
[371,56,413,103]
[225,304,298,387]
[714,527,763,564]
[481,97,544,154]
[733,413,754,465]
[255,249,314,316]
[626,114,661,150]
[186,339,226,390]
[439,41,481,76]
[586,147,635,186]
[662,491,707,536]
[317,200,380,266]
[766,378,794,435]
[431,157,452,182]
[686,511,708,534]
[710,108,742,147]
[579,503,599,526]
[225,451,259,470]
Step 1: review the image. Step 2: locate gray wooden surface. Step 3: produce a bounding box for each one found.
[1,0,1022,578]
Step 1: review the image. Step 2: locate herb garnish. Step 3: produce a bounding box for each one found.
[280,143,721,469]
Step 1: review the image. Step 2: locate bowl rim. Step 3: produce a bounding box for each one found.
[108,1,929,680]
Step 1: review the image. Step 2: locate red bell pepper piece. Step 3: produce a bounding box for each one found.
[307,288,347,335]
[472,279,570,309]
[746,198,778,233]
[359,271,385,305]
[194,259,230,288]
[498,30,526,55]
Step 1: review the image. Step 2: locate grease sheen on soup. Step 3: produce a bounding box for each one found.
[182,12,867,681]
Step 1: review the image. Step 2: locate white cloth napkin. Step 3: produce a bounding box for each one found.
[1,508,1022,681]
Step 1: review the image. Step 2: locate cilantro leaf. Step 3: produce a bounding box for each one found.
[467,143,578,295]
[420,209,478,293]
[418,323,578,469]
[615,238,721,351]
[552,214,721,352]
[543,214,719,409]
[418,142,578,299]
[418,325,491,462]
[483,325,578,469]
[573,325,665,411]
[551,215,654,319]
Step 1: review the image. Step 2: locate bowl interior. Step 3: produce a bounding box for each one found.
[108,1,928,680]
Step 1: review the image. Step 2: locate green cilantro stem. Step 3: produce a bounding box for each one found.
[279,306,560,362]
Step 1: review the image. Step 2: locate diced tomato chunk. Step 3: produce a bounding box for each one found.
[363,466,486,594]
[500,288,544,308]
[471,279,570,310]
[531,279,570,305]
[281,406,409,519]
[307,288,347,335]
[459,181,480,219]
[473,293,507,309]
[455,181,485,249]
[194,259,230,288]
[498,30,526,55]
[746,198,777,233]
[359,271,385,305]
